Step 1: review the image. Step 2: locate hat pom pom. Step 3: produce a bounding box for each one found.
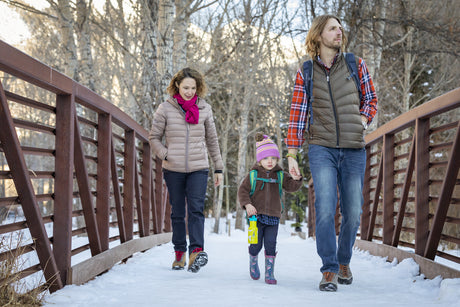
[255,132,265,142]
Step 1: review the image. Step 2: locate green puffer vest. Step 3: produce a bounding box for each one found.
[308,54,365,148]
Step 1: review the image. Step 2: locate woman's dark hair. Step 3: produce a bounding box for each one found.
[167,67,208,97]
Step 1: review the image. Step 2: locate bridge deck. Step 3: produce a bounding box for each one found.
[44,220,460,306]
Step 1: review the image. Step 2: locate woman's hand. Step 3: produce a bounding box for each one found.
[245,204,257,217]
[214,173,223,187]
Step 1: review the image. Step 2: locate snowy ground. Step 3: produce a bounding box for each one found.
[44,219,460,307]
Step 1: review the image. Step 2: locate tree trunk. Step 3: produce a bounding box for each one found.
[403,26,414,113]
[116,0,137,117]
[173,0,188,72]
[213,139,227,234]
[157,0,174,103]
[235,97,249,231]
[138,0,159,128]
[57,0,78,79]
[361,0,386,129]
[212,94,235,233]
[76,0,95,91]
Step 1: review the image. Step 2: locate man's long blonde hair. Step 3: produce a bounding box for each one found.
[305,14,347,59]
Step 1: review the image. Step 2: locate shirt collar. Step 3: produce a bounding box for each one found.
[316,52,341,70]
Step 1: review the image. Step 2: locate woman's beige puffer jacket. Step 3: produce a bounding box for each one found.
[149,96,224,173]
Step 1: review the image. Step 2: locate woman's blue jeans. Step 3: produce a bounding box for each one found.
[308,144,366,273]
[163,169,209,254]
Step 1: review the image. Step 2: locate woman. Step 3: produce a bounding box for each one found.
[149,67,224,273]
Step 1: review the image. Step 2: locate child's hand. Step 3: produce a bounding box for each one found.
[287,150,302,180]
[245,204,257,216]
[288,160,302,180]
[292,173,302,181]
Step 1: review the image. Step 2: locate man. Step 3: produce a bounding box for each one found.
[285,14,378,292]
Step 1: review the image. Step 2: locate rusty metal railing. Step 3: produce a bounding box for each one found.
[0,40,170,293]
[307,88,460,275]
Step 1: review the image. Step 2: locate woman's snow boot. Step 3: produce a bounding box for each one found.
[172,250,186,270]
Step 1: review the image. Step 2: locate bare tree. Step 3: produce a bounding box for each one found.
[157,0,174,103]
[76,0,95,90]
[137,0,159,128]
[55,0,78,79]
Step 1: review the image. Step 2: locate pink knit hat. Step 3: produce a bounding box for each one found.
[255,132,280,162]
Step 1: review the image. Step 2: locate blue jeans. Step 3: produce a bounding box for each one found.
[163,169,209,254]
[308,144,366,273]
[249,221,278,256]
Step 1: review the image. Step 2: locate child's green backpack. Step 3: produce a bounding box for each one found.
[249,169,284,212]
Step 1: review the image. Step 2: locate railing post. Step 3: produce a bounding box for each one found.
[54,92,75,286]
[383,133,395,244]
[367,158,383,241]
[424,122,460,259]
[0,80,63,292]
[141,141,152,236]
[134,162,144,235]
[111,140,126,242]
[96,114,112,251]
[392,135,416,247]
[415,118,430,256]
[73,114,101,256]
[123,130,135,240]
[162,182,170,232]
[361,146,372,238]
[153,157,164,233]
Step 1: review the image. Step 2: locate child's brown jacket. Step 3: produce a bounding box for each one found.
[238,163,302,218]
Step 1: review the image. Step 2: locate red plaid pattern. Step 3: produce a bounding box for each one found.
[285,55,378,148]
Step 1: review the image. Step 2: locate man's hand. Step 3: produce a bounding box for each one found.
[361,115,368,130]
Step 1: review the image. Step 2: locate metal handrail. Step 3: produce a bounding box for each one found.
[0,40,170,293]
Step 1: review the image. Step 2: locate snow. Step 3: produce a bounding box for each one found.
[44,219,460,307]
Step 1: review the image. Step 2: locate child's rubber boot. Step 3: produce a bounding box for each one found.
[249,253,260,280]
[265,253,277,284]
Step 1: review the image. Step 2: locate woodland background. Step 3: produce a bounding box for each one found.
[0,0,459,234]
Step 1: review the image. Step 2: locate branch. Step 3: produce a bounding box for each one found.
[0,0,58,19]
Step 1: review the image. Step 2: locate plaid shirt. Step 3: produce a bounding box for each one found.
[285,54,378,148]
[258,214,280,226]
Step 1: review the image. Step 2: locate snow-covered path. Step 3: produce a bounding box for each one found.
[44,219,460,307]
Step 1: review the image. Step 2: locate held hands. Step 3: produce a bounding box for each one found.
[361,115,369,130]
[245,204,257,217]
[214,173,223,187]
[287,156,302,180]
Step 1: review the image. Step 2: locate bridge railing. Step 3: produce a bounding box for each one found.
[308,88,460,278]
[0,40,171,293]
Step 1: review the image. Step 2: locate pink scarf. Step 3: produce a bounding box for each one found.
[173,93,199,124]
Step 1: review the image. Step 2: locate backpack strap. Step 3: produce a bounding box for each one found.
[344,52,362,102]
[302,60,314,131]
[276,170,284,212]
[249,170,257,196]
[249,169,285,213]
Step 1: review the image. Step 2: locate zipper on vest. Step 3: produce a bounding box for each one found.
[326,72,340,147]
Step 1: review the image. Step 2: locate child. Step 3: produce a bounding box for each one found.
[238,132,302,284]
